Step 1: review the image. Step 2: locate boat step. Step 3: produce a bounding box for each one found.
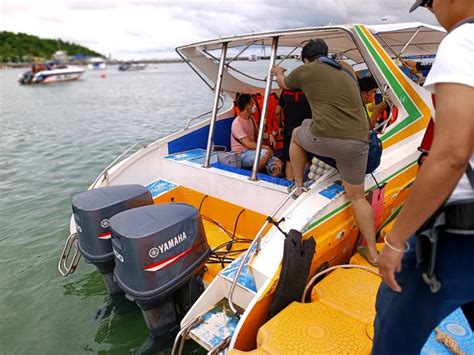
[220,247,257,294]
[146,179,177,199]
[164,148,218,165]
[188,298,242,352]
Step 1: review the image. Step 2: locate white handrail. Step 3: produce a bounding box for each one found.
[91,143,147,189]
[227,185,306,316]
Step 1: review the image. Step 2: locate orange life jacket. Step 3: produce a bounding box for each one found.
[252,93,284,151]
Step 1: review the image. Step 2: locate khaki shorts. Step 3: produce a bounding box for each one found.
[295,119,368,185]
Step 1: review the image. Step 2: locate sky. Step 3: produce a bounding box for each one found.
[0,0,438,60]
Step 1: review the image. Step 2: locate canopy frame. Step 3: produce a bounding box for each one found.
[204,42,228,168]
[251,36,279,181]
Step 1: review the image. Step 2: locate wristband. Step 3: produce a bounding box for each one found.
[384,235,410,253]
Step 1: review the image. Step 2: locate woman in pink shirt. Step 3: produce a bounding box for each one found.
[231,94,273,171]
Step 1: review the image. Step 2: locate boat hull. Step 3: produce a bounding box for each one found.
[18,67,85,84]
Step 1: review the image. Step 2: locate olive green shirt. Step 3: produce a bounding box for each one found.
[284,61,368,142]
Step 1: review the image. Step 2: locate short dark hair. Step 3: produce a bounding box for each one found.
[301,39,328,62]
[358,77,378,93]
[235,93,253,111]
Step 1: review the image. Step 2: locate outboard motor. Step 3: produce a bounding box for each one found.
[71,185,153,294]
[110,203,210,338]
[18,71,34,84]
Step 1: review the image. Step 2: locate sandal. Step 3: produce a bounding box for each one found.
[286,181,295,194]
[357,246,379,267]
[287,182,304,200]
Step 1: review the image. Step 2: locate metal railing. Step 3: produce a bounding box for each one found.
[58,232,81,276]
[183,95,224,130]
[203,50,266,83]
[91,143,147,189]
[209,336,231,354]
[227,185,307,316]
[171,316,203,355]
[204,42,228,168]
[250,36,279,181]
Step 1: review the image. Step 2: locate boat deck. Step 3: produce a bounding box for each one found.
[157,148,291,216]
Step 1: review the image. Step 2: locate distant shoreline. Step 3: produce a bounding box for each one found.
[1,55,296,69]
[0,59,185,69]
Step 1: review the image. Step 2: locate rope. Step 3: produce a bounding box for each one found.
[435,327,465,355]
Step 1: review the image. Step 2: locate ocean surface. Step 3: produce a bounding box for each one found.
[0,61,282,354]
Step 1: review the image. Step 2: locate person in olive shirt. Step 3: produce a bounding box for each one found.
[271,39,378,265]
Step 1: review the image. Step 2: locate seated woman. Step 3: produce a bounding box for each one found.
[231,94,273,171]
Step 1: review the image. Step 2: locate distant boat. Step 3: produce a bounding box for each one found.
[249,54,258,62]
[87,57,106,70]
[118,62,147,71]
[18,63,85,84]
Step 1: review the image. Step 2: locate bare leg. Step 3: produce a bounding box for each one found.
[344,181,378,264]
[258,149,271,171]
[289,128,307,188]
[285,161,294,180]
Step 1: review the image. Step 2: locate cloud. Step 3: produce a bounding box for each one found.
[0,0,438,59]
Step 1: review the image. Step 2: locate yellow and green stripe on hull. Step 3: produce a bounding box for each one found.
[354,25,432,149]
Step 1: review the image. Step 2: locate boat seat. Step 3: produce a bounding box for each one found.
[164,148,292,187]
[241,301,372,354]
[311,268,381,324]
[146,179,177,199]
[210,163,293,187]
[229,268,379,355]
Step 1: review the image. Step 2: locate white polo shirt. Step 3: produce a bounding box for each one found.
[423,22,474,204]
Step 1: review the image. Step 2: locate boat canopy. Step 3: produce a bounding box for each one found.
[176,22,445,180]
[178,22,444,64]
[366,22,445,59]
[176,22,445,95]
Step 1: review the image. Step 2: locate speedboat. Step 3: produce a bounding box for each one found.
[59,22,472,354]
[87,57,106,70]
[18,63,85,84]
[118,62,147,71]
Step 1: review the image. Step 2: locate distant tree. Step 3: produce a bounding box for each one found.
[0,31,104,62]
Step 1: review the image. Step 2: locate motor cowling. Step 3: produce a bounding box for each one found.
[110,203,210,337]
[71,184,153,294]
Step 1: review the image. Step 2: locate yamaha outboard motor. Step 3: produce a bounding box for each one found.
[110,203,210,339]
[71,185,153,294]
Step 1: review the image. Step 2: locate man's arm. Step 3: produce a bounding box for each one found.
[370,101,388,127]
[239,137,273,154]
[275,105,283,127]
[271,66,290,90]
[403,60,432,75]
[239,136,257,150]
[379,83,474,291]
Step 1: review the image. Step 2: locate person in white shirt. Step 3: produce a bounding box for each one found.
[373,1,474,353]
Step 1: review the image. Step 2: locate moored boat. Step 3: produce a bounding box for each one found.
[57,22,470,354]
[18,63,85,84]
[118,62,147,71]
[87,57,106,70]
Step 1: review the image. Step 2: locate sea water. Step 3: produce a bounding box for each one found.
[0,63,222,354]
